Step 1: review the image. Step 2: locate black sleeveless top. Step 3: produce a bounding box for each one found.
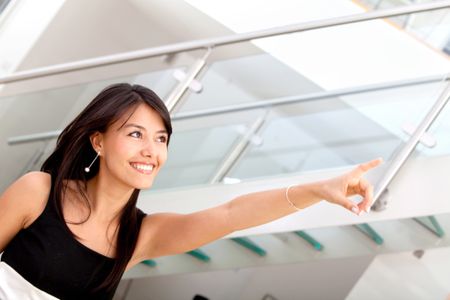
[1,190,147,300]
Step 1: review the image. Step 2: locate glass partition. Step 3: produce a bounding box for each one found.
[150,123,248,190]
[356,0,450,54]
[224,80,446,181]
[415,82,450,157]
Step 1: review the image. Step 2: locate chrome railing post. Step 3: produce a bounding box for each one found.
[210,112,268,184]
[372,81,450,211]
[165,48,212,113]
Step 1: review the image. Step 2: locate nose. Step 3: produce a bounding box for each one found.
[141,139,156,158]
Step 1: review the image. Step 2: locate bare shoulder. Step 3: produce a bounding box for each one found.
[20,171,51,187]
[0,171,52,252]
[4,171,52,228]
[16,171,51,197]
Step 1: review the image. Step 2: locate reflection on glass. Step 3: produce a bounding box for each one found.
[149,124,245,191]
[415,83,450,157]
[356,0,450,54]
[229,102,402,179]
[228,81,446,180]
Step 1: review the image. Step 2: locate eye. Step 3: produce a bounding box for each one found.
[156,136,167,143]
[129,131,142,139]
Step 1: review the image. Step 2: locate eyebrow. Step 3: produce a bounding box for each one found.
[123,123,168,134]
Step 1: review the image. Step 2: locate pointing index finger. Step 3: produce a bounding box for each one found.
[356,157,383,174]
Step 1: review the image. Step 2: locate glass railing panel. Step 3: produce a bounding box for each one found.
[227,80,446,181]
[144,78,446,191]
[356,0,450,54]
[150,123,248,190]
[414,82,450,157]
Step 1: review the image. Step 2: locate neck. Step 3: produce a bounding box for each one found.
[86,172,135,224]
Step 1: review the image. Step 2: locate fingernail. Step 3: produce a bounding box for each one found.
[365,207,371,213]
[351,207,359,214]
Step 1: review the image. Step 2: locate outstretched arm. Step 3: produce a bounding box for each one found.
[228,157,382,231]
[131,158,382,264]
[227,181,322,232]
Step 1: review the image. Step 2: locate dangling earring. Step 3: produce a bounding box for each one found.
[84,151,100,173]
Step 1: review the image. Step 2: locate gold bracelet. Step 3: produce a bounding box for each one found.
[286,184,301,211]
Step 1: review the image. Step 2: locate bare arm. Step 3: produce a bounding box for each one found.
[134,181,329,262]
[0,171,51,253]
[227,181,324,232]
[134,158,382,263]
[228,158,383,231]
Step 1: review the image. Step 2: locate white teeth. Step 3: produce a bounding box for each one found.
[131,163,154,171]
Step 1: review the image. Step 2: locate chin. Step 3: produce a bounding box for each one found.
[133,180,154,190]
[125,172,155,189]
[139,184,153,190]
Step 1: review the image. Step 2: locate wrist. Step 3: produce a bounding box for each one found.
[311,179,330,201]
[289,181,325,210]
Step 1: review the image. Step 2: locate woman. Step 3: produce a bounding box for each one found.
[0,83,382,299]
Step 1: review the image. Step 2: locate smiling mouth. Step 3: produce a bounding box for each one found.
[130,163,154,175]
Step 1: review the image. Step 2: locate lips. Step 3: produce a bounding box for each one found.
[130,162,155,175]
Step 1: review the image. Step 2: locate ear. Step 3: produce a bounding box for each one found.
[89,132,103,153]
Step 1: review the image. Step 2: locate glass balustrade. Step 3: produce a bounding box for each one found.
[150,123,248,190]
[356,0,450,54]
[173,78,445,184]
[414,82,450,157]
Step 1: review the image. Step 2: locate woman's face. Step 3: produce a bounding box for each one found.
[94,103,169,190]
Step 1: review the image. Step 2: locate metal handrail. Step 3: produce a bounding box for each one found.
[172,73,450,120]
[7,73,449,145]
[0,1,449,84]
[373,81,450,209]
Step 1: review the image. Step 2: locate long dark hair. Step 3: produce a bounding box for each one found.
[41,83,172,292]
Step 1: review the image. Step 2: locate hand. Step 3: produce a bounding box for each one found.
[321,158,383,215]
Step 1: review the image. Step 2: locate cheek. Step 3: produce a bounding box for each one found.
[105,139,134,165]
